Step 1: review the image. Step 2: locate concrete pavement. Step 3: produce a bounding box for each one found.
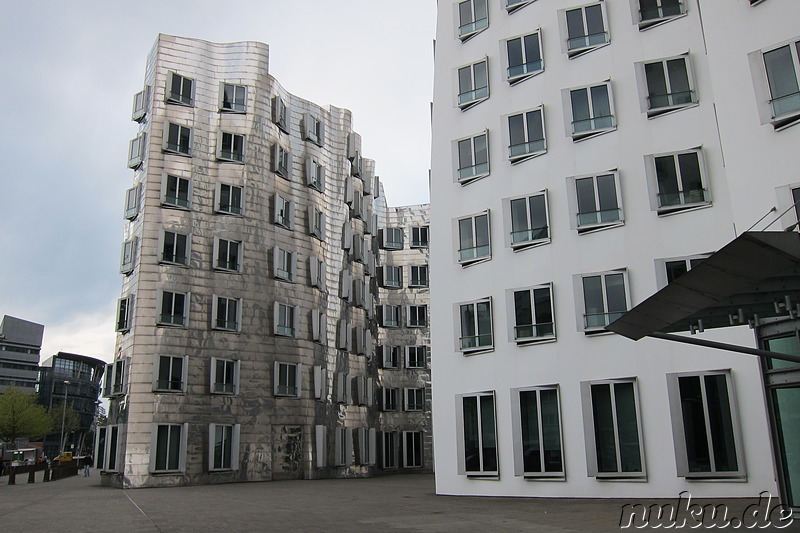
[1,472,798,532]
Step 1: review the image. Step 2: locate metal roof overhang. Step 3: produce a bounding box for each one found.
[605,231,800,364]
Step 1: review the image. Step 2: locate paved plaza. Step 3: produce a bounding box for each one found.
[1,472,798,532]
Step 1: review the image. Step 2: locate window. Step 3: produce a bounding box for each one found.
[403,431,423,468]
[335,372,351,403]
[132,86,149,122]
[379,304,401,328]
[506,0,534,12]
[581,379,645,477]
[273,194,294,229]
[209,424,240,471]
[303,113,325,146]
[305,157,326,191]
[273,247,297,282]
[647,149,709,213]
[456,131,489,184]
[211,358,239,395]
[305,207,325,241]
[218,132,245,163]
[383,432,399,469]
[274,362,301,397]
[458,298,493,353]
[404,388,425,412]
[120,237,137,275]
[167,72,194,106]
[128,133,145,169]
[161,231,189,266]
[506,192,549,249]
[762,39,800,127]
[580,270,628,332]
[659,255,708,288]
[116,296,133,332]
[512,387,564,478]
[153,355,187,392]
[151,423,187,473]
[381,227,404,250]
[335,427,353,466]
[411,226,429,248]
[310,256,326,291]
[382,388,398,411]
[354,376,374,406]
[215,238,242,272]
[408,305,428,328]
[406,346,427,369]
[164,122,192,156]
[212,296,241,332]
[571,172,623,232]
[103,359,127,397]
[563,3,609,58]
[409,265,429,288]
[220,83,246,113]
[458,59,489,110]
[458,0,488,41]
[457,211,491,265]
[274,302,300,338]
[311,311,326,344]
[638,55,696,117]
[509,284,555,344]
[381,265,403,289]
[272,144,292,179]
[567,82,615,140]
[667,371,744,478]
[350,151,363,178]
[458,392,498,476]
[272,95,289,133]
[124,185,141,219]
[217,183,244,215]
[637,0,686,30]
[357,428,376,466]
[158,291,188,327]
[162,174,191,209]
[508,108,545,162]
[95,424,120,472]
[382,345,401,369]
[506,31,543,83]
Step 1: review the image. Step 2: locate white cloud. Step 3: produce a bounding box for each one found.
[40,308,116,364]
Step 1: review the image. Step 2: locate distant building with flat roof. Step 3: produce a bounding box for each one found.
[0,315,44,393]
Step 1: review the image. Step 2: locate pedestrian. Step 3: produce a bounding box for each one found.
[82,453,93,477]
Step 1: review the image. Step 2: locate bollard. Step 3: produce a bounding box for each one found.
[8,468,15,485]
[28,469,35,483]
[43,466,50,482]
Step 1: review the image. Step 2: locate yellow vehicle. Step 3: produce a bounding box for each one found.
[53,451,73,463]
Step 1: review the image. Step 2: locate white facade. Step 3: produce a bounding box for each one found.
[430,0,800,499]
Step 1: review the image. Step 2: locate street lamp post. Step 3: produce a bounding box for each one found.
[59,380,71,455]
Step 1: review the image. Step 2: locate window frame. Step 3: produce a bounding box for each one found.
[305,156,326,191]
[210,357,240,395]
[655,253,711,289]
[403,431,424,469]
[303,113,325,146]
[457,297,494,354]
[274,361,302,398]
[128,133,146,169]
[166,72,194,107]
[504,30,544,84]
[217,131,246,163]
[216,183,244,216]
[567,171,624,233]
[457,0,489,42]
[116,295,133,333]
[456,391,498,477]
[132,86,150,122]
[272,95,290,133]
[380,227,405,250]
[409,265,429,288]
[163,122,192,156]
[219,82,247,113]
[636,54,697,118]
[273,193,294,229]
[214,237,242,273]
[749,37,800,130]
[560,2,610,58]
[633,0,687,31]
[272,143,293,180]
[510,386,565,478]
[457,58,490,110]
[454,130,490,185]
[506,283,556,344]
[152,354,188,393]
[381,345,401,369]
[150,423,188,474]
[404,387,425,412]
[274,301,300,338]
[211,295,242,332]
[506,107,546,163]
[309,256,326,291]
[382,387,398,411]
[564,81,617,141]
[506,0,535,13]
[407,305,428,328]
[161,174,192,210]
[577,269,630,333]
[157,290,189,328]
[503,191,550,250]
[120,237,137,275]
[160,230,190,266]
[405,346,427,369]
[273,246,298,283]
[379,304,402,328]
[208,423,241,472]
[644,148,710,214]
[411,226,429,248]
[381,264,403,289]
[124,184,141,219]
[456,210,492,266]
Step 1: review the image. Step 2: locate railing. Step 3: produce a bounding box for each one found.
[508,60,543,80]
[459,245,491,262]
[640,1,685,22]
[459,17,488,38]
[584,311,625,329]
[458,161,489,181]
[509,139,545,158]
[159,314,185,326]
[458,85,489,107]
[567,31,608,51]
[771,91,800,119]
[648,90,695,109]
[164,195,189,208]
[460,334,493,350]
[657,188,708,208]
[220,149,244,162]
[156,379,183,390]
[577,208,622,227]
[572,115,615,135]
[276,325,295,336]
[215,320,238,331]
[511,226,549,245]
[515,322,554,340]
[214,382,235,394]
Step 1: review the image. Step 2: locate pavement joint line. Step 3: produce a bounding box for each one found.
[124,491,162,532]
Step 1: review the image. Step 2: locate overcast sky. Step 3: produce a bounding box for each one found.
[0,0,435,363]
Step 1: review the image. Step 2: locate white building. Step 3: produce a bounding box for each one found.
[430,0,800,504]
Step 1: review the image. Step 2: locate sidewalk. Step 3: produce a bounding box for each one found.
[1,473,798,532]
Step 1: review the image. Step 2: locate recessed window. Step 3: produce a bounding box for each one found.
[381,345,401,369]
[381,264,403,289]
[167,72,194,106]
[273,194,293,229]
[311,311,326,344]
[272,95,290,133]
[664,256,707,285]
[272,144,292,180]
[124,184,141,220]
[164,122,192,156]
[639,55,696,117]
[274,302,299,338]
[458,59,489,110]
[667,371,744,478]
[116,295,133,333]
[579,270,629,332]
[411,226,429,248]
[563,2,609,58]
[161,231,189,266]
[404,388,425,412]
[403,431,424,468]
[506,31,543,83]
[763,40,800,127]
[274,362,301,397]
[217,184,244,215]
[379,304,401,328]
[508,108,546,163]
[458,0,488,41]
[218,132,245,163]
[335,427,353,466]
[581,379,645,478]
[458,297,493,353]
[128,133,146,169]
[505,192,550,250]
[273,246,297,283]
[211,358,239,395]
[566,82,616,140]
[132,86,150,122]
[506,0,535,13]
[357,428,376,465]
[457,211,491,266]
[310,256,326,291]
[512,387,564,478]
[150,423,186,473]
[220,83,246,113]
[646,149,709,214]
[409,265,429,288]
[305,156,326,191]
[158,291,188,327]
[406,346,427,369]
[308,207,326,240]
[103,359,127,398]
[569,171,624,233]
[212,295,241,332]
[382,432,398,469]
[382,388,398,411]
[380,227,404,250]
[408,305,428,328]
[120,237,137,275]
[153,355,187,392]
[209,424,240,472]
[162,175,191,209]
[636,0,686,30]
[457,392,498,476]
[508,284,555,344]
[214,238,241,272]
[303,113,325,146]
[455,131,489,184]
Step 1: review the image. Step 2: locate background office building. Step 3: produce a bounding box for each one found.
[430,0,799,504]
[102,35,431,488]
[0,315,44,394]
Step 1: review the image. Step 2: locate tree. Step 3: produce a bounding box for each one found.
[48,401,81,450]
[0,387,52,447]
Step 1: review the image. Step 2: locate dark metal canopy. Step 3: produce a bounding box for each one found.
[606,231,800,363]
